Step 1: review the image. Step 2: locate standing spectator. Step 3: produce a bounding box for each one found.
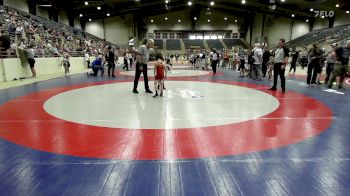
[307,43,322,85]
[210,48,219,75]
[222,49,230,68]
[133,39,154,94]
[122,52,129,71]
[234,48,240,72]
[252,43,263,80]
[299,47,308,70]
[105,46,116,77]
[84,50,90,68]
[327,40,350,90]
[25,44,37,78]
[201,50,206,68]
[239,50,247,78]
[229,47,235,70]
[324,43,337,84]
[289,49,299,75]
[269,39,290,93]
[175,53,179,63]
[127,50,133,68]
[61,52,70,76]
[262,46,271,77]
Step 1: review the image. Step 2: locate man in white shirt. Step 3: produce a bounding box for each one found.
[252,43,263,80]
[133,39,154,94]
[269,38,290,93]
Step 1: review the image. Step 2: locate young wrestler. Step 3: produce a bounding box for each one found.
[153,54,167,97]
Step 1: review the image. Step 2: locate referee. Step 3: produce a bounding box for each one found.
[133,39,154,94]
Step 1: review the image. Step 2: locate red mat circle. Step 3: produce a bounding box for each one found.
[0,79,333,160]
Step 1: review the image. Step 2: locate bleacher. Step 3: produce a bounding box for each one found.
[154,39,163,49]
[223,39,243,49]
[166,39,181,50]
[0,5,118,58]
[286,24,350,48]
[206,40,223,50]
[183,39,204,49]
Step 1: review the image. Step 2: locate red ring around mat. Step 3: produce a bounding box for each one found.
[0,79,333,160]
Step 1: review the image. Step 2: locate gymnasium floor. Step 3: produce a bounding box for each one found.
[0,64,349,196]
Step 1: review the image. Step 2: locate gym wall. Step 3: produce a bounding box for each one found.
[84,16,132,46]
[144,10,240,34]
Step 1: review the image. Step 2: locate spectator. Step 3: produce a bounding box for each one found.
[105,46,116,77]
[61,52,71,76]
[324,43,337,84]
[252,43,263,80]
[327,40,350,90]
[307,43,322,85]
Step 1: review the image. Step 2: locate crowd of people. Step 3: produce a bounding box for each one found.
[0,5,132,78]
[168,38,349,92]
[0,5,348,92]
[0,5,114,58]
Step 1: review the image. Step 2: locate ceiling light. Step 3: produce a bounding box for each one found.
[89,18,91,21]
[97,6,101,10]
[242,0,246,4]
[224,17,227,20]
[210,1,214,6]
[107,13,110,17]
[151,19,153,22]
[194,17,197,20]
[346,11,350,14]
[310,8,313,12]
[79,14,83,17]
[281,0,285,2]
[165,0,169,3]
[306,19,309,22]
[208,19,210,22]
[165,17,168,20]
[336,4,339,8]
[321,15,325,18]
[85,2,88,5]
[38,4,52,7]
[178,19,181,22]
[235,19,238,22]
[188,1,192,6]
[291,14,295,17]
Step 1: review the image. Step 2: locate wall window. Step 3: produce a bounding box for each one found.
[155,33,161,39]
[162,33,168,39]
[176,33,181,39]
[169,33,175,39]
[183,33,189,39]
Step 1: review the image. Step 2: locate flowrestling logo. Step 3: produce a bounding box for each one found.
[314,10,334,18]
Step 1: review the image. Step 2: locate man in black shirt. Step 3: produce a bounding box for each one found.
[289,49,299,75]
[105,46,116,77]
[307,43,322,85]
[327,40,350,89]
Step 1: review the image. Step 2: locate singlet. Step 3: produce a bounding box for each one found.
[155,62,165,80]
